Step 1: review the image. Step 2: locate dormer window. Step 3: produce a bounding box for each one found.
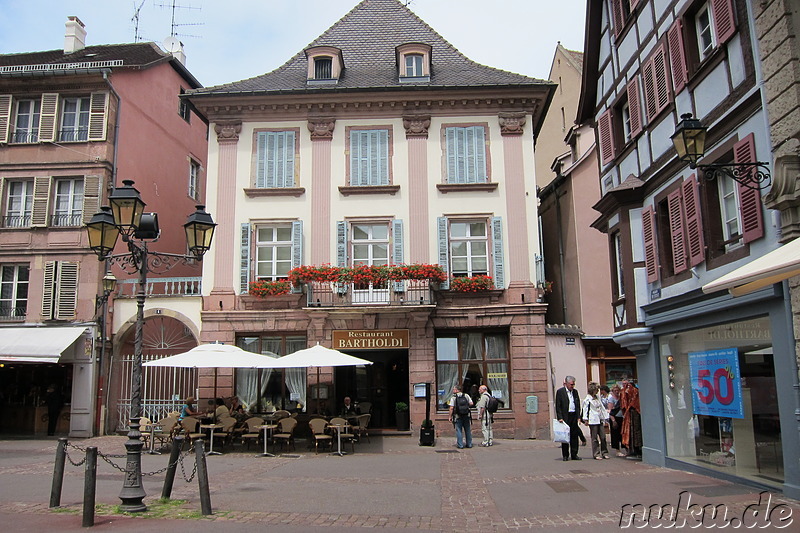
[397,43,431,83]
[305,46,343,85]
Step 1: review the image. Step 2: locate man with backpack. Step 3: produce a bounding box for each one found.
[448,384,474,449]
[477,384,496,447]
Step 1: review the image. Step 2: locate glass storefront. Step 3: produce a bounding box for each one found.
[660,317,782,487]
[435,331,510,409]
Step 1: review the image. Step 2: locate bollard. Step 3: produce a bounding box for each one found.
[193,439,212,515]
[82,447,97,527]
[50,437,68,508]
[161,435,184,500]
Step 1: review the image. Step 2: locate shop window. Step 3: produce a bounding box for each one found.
[235,335,307,412]
[255,130,297,188]
[435,331,510,411]
[443,125,488,184]
[660,317,782,488]
[0,264,28,320]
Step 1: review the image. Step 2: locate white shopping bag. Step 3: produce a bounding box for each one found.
[552,419,570,444]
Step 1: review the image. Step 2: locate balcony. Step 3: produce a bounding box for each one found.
[115,276,202,298]
[306,280,434,307]
[1,214,31,228]
[0,306,26,322]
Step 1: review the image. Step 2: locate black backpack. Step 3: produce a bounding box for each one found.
[454,394,471,416]
[486,395,500,414]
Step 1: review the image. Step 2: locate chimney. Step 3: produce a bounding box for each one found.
[163,36,186,66]
[64,16,86,54]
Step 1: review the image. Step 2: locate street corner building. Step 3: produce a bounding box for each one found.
[185,0,555,439]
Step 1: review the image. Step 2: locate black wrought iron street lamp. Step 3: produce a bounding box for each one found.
[671,113,771,190]
[86,180,215,512]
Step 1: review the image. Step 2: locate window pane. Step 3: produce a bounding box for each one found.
[469,223,486,237]
[462,333,483,360]
[257,248,273,261]
[450,223,467,238]
[352,225,369,240]
[276,227,292,241]
[451,242,467,256]
[257,227,274,241]
[276,247,291,260]
[486,334,507,359]
[372,225,388,240]
[373,244,388,259]
[436,337,458,361]
[353,244,369,260]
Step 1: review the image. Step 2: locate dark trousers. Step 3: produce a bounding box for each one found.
[610,416,623,450]
[47,407,60,435]
[561,411,580,458]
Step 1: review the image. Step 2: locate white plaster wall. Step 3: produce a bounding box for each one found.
[694,62,730,119]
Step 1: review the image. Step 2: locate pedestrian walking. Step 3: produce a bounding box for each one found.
[581,382,610,459]
[448,384,473,449]
[476,385,494,446]
[555,375,582,461]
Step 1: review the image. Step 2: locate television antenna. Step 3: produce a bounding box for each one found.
[131,0,147,42]
[154,0,204,40]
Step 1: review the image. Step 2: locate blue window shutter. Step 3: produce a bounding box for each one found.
[437,217,450,290]
[336,221,348,294]
[240,223,251,294]
[349,131,361,185]
[474,126,487,183]
[291,220,303,293]
[491,216,505,289]
[272,132,283,188]
[392,219,404,292]
[378,130,389,185]
[284,131,295,187]
[446,128,457,183]
[256,132,267,188]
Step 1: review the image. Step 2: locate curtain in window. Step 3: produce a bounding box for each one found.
[437,363,460,410]
[487,363,509,406]
[485,335,507,359]
[285,368,307,412]
[463,333,482,360]
[235,369,259,411]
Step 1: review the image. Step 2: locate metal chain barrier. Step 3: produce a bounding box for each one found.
[64,441,196,480]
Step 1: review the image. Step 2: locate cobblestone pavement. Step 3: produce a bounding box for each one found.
[1,434,798,531]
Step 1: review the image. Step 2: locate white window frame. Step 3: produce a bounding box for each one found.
[449,220,489,277]
[717,175,743,251]
[59,96,90,142]
[349,129,390,186]
[52,178,84,227]
[255,225,293,281]
[695,2,716,60]
[613,232,625,299]
[621,101,632,142]
[13,99,40,143]
[445,126,488,184]
[256,131,296,188]
[405,54,424,77]
[350,222,390,303]
[5,179,34,227]
[0,264,29,320]
[188,159,200,201]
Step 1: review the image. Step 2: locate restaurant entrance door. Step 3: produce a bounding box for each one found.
[334,349,407,428]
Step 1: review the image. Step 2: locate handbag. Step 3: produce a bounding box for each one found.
[552,419,570,444]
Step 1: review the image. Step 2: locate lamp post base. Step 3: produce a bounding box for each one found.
[118,417,147,512]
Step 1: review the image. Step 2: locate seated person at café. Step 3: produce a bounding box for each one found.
[213,397,230,421]
[340,396,360,419]
[317,399,332,417]
[180,396,200,420]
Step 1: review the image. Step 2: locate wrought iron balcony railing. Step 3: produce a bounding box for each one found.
[306,280,434,307]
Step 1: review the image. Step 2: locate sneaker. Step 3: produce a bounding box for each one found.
[481,441,490,447]
[488,441,493,446]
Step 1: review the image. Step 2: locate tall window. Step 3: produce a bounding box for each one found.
[255,226,293,281]
[52,178,84,227]
[42,261,79,320]
[256,131,296,188]
[717,176,742,251]
[612,232,625,298]
[188,159,200,201]
[351,223,389,300]
[349,129,389,186]
[445,126,488,184]
[450,221,488,277]
[13,99,40,143]
[59,97,90,142]
[314,57,332,79]
[178,88,191,122]
[405,54,423,77]
[695,2,716,59]
[0,264,29,320]
[4,180,33,227]
[436,332,510,411]
[236,334,307,412]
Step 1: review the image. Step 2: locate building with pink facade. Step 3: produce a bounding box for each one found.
[0,17,208,436]
[186,0,555,438]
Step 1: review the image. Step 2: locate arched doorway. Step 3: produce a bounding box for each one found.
[113,315,198,431]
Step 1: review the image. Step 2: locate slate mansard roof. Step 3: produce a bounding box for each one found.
[0,42,202,88]
[192,0,551,97]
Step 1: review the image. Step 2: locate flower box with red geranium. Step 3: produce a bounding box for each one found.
[390,264,447,283]
[249,279,291,297]
[449,275,494,292]
[287,264,339,286]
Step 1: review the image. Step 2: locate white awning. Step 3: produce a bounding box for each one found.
[702,237,800,296]
[0,327,89,363]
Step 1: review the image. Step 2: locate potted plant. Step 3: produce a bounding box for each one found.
[449,274,494,292]
[419,418,435,446]
[248,279,291,297]
[395,401,410,431]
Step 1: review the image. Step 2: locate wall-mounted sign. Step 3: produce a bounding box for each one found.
[565,337,575,345]
[487,372,507,379]
[332,329,410,350]
[688,348,744,418]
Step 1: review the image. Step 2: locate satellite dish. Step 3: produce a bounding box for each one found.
[162,36,183,54]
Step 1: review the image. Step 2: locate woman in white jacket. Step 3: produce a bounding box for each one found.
[581,382,610,459]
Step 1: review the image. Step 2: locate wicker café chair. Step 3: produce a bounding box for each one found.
[308,417,333,454]
[241,417,265,450]
[329,417,356,453]
[180,416,206,447]
[353,413,371,443]
[151,416,179,448]
[272,416,298,452]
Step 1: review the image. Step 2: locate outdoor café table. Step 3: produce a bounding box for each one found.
[257,424,278,458]
[141,422,161,455]
[200,423,223,456]
[329,423,348,457]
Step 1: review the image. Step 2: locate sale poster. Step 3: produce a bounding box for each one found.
[688,348,744,418]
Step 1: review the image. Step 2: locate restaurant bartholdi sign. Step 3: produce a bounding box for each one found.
[332,329,410,350]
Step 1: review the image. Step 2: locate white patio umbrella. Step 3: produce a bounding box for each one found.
[270,343,373,413]
[143,343,279,368]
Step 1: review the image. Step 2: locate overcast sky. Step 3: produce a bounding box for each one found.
[0,0,587,88]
